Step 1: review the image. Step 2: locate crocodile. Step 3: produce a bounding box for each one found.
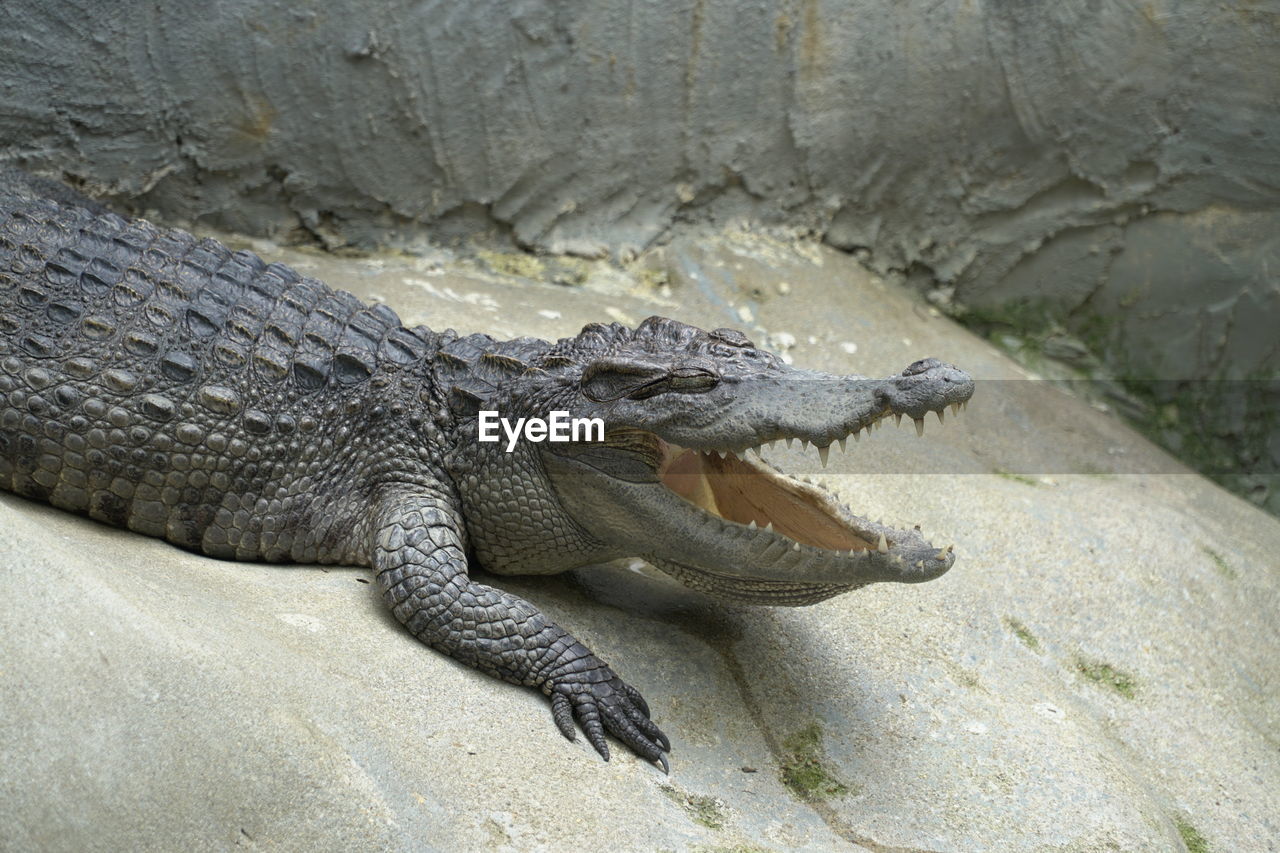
[0,170,974,771]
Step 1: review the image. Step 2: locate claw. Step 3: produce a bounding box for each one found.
[622,681,651,718]
[585,718,610,761]
[551,692,576,741]
[551,671,669,768]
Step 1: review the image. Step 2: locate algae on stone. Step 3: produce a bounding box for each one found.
[779,724,850,802]
[1174,816,1210,853]
[1076,657,1138,699]
[1004,617,1042,653]
[1200,545,1236,580]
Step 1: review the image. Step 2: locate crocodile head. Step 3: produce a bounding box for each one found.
[442,316,974,605]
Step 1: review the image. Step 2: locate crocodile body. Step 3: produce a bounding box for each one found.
[0,172,973,769]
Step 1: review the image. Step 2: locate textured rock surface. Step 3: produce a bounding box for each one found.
[2,232,1277,850]
[1,2,1275,303]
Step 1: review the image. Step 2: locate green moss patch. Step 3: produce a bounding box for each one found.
[1200,545,1237,580]
[958,297,1278,519]
[1075,657,1138,699]
[779,724,850,802]
[1004,617,1042,652]
[1174,816,1210,852]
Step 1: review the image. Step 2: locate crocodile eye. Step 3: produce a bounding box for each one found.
[625,368,718,400]
[667,367,718,392]
[582,360,719,402]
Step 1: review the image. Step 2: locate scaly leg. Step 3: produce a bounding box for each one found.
[370,492,669,769]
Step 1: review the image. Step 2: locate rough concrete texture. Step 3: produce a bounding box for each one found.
[1,1,1277,377]
[2,230,1277,851]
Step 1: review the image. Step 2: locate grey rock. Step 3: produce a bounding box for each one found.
[3,231,1277,850]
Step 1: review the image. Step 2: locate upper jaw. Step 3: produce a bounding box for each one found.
[628,358,974,456]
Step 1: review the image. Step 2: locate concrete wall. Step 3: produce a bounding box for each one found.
[1,0,1276,378]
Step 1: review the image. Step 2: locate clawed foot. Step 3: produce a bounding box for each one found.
[549,668,671,772]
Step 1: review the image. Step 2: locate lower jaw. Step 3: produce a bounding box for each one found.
[647,555,859,606]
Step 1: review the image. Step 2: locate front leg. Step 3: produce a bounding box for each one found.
[371,492,670,770]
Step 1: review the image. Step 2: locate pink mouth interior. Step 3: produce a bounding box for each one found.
[659,446,875,552]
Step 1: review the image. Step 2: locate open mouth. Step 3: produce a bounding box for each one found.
[660,446,883,551]
[651,402,966,565]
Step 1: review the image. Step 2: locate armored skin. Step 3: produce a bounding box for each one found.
[0,172,973,770]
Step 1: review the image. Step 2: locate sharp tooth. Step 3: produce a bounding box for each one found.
[747,520,757,529]
[818,445,830,467]
[894,413,903,427]
[800,439,809,451]
[951,402,960,416]
[792,542,801,551]
[914,418,925,437]
[935,408,945,424]
[764,522,774,532]
[786,437,795,449]
[935,549,949,560]
[874,419,882,430]
[877,533,889,553]
[750,445,763,457]
[916,560,924,569]
[852,430,860,442]
[838,437,847,453]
